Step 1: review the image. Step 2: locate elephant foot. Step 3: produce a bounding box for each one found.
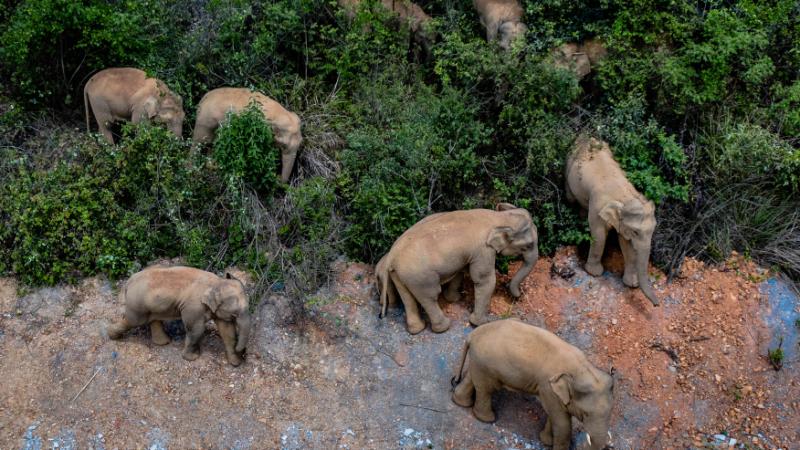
[585,261,604,277]
[182,349,201,361]
[472,407,496,423]
[107,324,124,340]
[468,312,488,328]
[226,353,243,367]
[406,318,426,335]
[452,390,474,408]
[540,427,553,446]
[430,317,451,333]
[152,334,170,346]
[623,272,639,288]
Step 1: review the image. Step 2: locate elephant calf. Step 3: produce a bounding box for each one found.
[108,266,252,366]
[84,67,185,144]
[192,87,302,183]
[474,0,527,49]
[376,204,538,334]
[338,0,435,51]
[452,319,614,450]
[565,135,659,306]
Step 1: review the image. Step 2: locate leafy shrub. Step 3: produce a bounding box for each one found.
[340,73,490,261]
[212,103,281,196]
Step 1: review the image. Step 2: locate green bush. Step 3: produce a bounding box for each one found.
[340,73,490,261]
[212,103,281,196]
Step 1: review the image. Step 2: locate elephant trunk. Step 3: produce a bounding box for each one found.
[170,122,183,139]
[637,246,659,306]
[235,310,252,353]
[509,246,538,298]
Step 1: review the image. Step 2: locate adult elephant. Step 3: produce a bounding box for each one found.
[565,135,660,306]
[376,204,539,334]
[84,67,185,144]
[192,87,302,183]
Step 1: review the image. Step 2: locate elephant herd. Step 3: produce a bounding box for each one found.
[95,3,650,448]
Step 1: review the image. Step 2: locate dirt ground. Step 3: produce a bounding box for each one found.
[1,247,798,449]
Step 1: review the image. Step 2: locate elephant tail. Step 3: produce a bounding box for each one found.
[84,85,92,133]
[377,256,396,319]
[450,337,470,391]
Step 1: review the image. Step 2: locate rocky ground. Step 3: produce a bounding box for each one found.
[1,247,798,449]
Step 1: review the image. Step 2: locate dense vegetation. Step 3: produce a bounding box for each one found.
[1,0,798,298]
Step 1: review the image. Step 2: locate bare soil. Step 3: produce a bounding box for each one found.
[1,247,798,449]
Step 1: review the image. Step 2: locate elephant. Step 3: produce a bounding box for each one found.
[551,38,607,80]
[565,135,659,306]
[473,0,528,50]
[452,319,614,450]
[376,203,538,334]
[338,0,435,53]
[192,87,302,183]
[107,266,252,367]
[84,67,185,144]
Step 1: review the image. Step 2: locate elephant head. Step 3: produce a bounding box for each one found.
[550,369,614,450]
[488,203,539,297]
[142,84,185,138]
[498,21,527,49]
[599,197,659,306]
[204,273,252,353]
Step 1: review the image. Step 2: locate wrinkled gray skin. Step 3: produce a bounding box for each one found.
[107,266,251,366]
[84,67,184,144]
[474,0,527,49]
[452,319,614,450]
[565,135,659,306]
[376,203,538,334]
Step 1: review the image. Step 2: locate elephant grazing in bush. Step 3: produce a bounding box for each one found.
[107,266,252,367]
[84,67,185,144]
[192,87,302,183]
[338,0,435,52]
[452,319,614,450]
[565,135,660,306]
[376,204,539,334]
[474,0,527,49]
[551,38,607,80]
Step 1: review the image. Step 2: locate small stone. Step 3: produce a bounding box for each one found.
[611,318,618,325]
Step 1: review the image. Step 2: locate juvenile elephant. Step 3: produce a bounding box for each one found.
[565,135,659,306]
[551,38,607,80]
[452,319,614,450]
[192,87,303,183]
[84,67,185,144]
[376,204,538,334]
[107,266,252,366]
[474,0,527,49]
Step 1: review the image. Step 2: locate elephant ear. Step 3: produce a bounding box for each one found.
[495,202,517,211]
[598,201,624,230]
[201,286,223,313]
[549,373,573,406]
[486,226,513,252]
[143,97,158,119]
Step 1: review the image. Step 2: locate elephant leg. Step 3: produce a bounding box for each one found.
[443,272,463,303]
[468,261,496,327]
[485,17,500,42]
[182,313,206,361]
[619,237,639,287]
[390,273,426,334]
[452,368,475,407]
[471,369,497,422]
[192,125,215,144]
[549,410,573,450]
[94,113,115,144]
[215,319,242,367]
[410,283,451,333]
[586,222,608,277]
[150,320,170,346]
[540,417,553,446]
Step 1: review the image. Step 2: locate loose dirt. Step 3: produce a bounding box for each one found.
[1,247,798,449]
